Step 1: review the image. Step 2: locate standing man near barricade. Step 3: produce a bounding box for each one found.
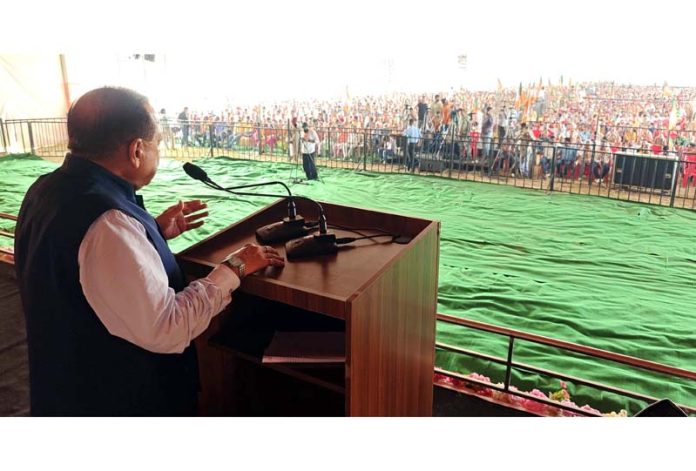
[417,95,428,130]
[14,87,285,416]
[430,94,443,131]
[497,106,510,152]
[300,122,320,180]
[462,112,473,160]
[515,122,536,177]
[441,98,452,132]
[178,106,190,147]
[403,118,421,172]
[481,106,495,161]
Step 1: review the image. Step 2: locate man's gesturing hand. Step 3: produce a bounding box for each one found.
[155,200,209,240]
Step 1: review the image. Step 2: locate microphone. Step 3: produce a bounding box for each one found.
[285,233,337,259]
[183,162,210,183]
[284,213,337,259]
[182,162,324,247]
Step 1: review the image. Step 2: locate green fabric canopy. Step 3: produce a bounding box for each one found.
[2,154,695,414]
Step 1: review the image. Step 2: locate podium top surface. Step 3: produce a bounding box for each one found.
[177,199,438,318]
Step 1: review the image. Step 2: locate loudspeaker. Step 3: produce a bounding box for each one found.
[613,153,677,190]
[634,399,687,417]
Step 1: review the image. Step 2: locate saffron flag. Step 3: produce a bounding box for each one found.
[515,83,524,108]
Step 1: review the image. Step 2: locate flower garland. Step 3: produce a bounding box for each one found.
[434,372,628,417]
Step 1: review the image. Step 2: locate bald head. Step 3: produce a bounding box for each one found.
[67,87,157,158]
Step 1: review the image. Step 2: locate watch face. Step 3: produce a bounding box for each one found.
[226,256,245,278]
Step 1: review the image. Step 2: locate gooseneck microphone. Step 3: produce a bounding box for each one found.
[182,163,336,257]
[182,163,411,259]
[182,162,210,182]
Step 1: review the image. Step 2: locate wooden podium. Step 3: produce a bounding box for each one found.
[177,198,439,416]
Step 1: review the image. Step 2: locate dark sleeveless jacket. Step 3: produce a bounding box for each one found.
[14,154,198,416]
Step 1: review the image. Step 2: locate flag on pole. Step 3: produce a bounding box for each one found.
[497,78,503,91]
[515,82,524,108]
[560,75,564,85]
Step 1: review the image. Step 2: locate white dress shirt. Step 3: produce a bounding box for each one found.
[77,209,240,354]
[300,129,319,154]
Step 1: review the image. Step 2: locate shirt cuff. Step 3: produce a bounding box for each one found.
[206,264,242,304]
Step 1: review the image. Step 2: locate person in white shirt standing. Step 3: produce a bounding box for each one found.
[300,121,320,180]
[14,86,285,416]
[403,118,421,172]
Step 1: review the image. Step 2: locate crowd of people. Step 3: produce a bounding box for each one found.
[157,82,696,180]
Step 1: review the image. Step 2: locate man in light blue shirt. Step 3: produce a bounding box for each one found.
[403,118,421,172]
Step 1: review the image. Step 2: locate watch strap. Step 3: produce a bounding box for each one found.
[223,255,246,279]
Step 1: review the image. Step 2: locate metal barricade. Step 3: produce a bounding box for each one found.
[436,313,696,416]
[6,117,696,213]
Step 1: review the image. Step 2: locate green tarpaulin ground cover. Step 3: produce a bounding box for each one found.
[2,154,695,414]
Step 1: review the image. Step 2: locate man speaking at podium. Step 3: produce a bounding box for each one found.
[14,87,285,416]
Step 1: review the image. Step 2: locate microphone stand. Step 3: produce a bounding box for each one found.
[197,178,310,243]
[290,121,305,184]
[206,179,338,258]
[185,162,338,258]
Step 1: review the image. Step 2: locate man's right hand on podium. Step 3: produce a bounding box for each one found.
[222,243,285,279]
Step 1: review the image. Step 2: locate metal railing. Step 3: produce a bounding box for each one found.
[5,118,696,211]
[0,119,8,154]
[2,119,68,158]
[435,313,696,416]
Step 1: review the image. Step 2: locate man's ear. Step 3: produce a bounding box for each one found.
[128,138,144,168]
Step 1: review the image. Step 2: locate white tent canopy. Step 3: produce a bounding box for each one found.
[0,55,68,120]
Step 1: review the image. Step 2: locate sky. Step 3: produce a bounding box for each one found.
[4,0,696,109]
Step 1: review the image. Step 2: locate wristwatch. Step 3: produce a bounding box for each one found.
[223,255,246,279]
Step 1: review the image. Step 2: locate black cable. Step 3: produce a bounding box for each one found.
[201,174,327,233]
[303,221,400,244]
[335,234,396,245]
[327,223,397,241]
[303,221,396,241]
[328,223,394,235]
[328,224,371,239]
